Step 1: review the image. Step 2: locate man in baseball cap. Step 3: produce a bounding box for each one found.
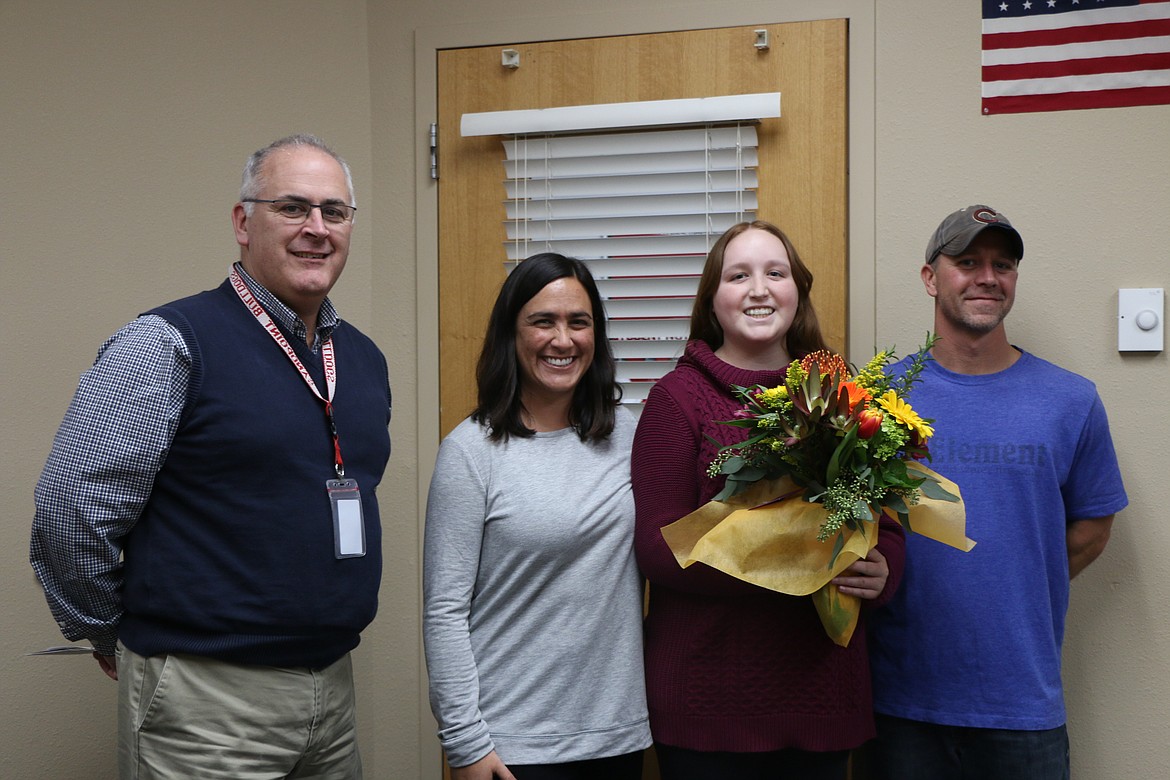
[866,204,1127,780]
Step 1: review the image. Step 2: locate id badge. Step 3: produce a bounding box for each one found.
[327,478,366,558]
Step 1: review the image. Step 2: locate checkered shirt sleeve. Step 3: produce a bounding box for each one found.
[29,315,190,657]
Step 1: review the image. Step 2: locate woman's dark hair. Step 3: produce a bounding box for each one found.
[472,252,620,442]
[688,220,828,359]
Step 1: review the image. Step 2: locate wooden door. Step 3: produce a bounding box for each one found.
[436,20,848,436]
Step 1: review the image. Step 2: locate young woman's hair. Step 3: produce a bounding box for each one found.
[472,253,620,442]
[688,220,828,359]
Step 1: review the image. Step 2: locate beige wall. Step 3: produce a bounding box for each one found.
[2,0,1166,777]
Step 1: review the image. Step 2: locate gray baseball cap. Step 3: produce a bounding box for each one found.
[925,205,1024,264]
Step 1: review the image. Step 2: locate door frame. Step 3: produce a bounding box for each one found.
[412,1,877,772]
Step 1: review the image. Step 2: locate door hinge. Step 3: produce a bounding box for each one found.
[429,122,439,180]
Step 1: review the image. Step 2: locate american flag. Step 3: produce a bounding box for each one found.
[982,0,1170,114]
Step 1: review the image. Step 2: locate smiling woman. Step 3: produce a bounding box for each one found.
[631,220,907,780]
[514,276,596,428]
[471,253,618,443]
[710,226,799,371]
[422,253,651,780]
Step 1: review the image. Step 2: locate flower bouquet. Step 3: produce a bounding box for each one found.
[660,335,974,646]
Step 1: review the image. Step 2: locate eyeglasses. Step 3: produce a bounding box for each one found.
[243,198,357,224]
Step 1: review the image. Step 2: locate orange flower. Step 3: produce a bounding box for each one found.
[839,380,872,411]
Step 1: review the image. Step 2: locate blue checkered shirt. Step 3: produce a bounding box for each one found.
[30,264,343,656]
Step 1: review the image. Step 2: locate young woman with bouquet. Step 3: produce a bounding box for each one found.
[632,221,906,780]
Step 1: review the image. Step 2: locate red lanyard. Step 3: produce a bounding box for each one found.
[229,267,345,478]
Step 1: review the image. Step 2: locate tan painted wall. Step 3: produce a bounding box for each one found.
[3,1,1165,777]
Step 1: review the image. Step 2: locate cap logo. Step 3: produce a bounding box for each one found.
[972,207,1000,225]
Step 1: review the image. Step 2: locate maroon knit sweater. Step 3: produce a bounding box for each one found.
[632,340,905,752]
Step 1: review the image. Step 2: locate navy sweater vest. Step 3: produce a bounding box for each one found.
[118,281,391,668]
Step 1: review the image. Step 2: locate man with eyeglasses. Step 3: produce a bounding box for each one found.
[30,134,391,778]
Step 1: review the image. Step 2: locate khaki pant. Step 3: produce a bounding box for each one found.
[117,645,362,780]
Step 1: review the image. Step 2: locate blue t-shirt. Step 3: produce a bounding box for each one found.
[868,350,1127,729]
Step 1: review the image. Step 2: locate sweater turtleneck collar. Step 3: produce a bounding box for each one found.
[679,339,791,393]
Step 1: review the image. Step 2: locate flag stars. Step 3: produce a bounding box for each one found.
[985,0,1170,115]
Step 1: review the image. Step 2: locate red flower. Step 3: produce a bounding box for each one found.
[857,408,884,439]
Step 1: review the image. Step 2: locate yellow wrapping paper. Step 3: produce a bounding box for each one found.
[660,462,974,647]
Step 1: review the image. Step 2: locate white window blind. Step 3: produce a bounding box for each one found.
[462,94,778,405]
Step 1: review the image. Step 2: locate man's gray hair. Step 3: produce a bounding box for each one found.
[239,134,356,215]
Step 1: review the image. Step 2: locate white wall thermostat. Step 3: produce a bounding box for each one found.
[1118,288,1163,352]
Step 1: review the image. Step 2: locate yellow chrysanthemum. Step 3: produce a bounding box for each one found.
[876,390,934,441]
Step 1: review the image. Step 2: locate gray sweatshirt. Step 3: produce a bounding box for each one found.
[423,408,651,768]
